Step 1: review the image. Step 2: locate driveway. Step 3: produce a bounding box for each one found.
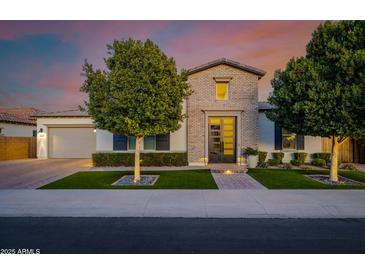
[0,159,92,189]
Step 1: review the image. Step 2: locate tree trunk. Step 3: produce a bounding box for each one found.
[134,136,143,183]
[330,136,339,183]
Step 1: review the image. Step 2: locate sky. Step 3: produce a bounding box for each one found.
[0,20,322,111]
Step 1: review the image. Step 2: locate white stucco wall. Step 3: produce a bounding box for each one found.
[37,113,187,159]
[36,117,94,159]
[95,100,187,153]
[0,122,36,137]
[258,112,322,163]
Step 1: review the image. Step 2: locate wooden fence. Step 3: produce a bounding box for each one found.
[322,137,353,163]
[0,136,36,161]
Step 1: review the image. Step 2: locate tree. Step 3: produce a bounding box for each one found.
[267,21,365,182]
[81,38,191,183]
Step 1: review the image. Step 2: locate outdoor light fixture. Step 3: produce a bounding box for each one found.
[93,129,96,133]
[38,128,45,138]
[223,169,233,175]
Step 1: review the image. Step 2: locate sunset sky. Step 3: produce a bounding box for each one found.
[0,20,322,111]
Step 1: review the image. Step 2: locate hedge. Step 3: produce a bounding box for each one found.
[92,152,188,167]
[312,153,331,163]
[293,152,308,165]
[258,151,268,163]
[272,152,285,164]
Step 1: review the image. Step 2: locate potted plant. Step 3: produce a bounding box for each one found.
[244,147,259,168]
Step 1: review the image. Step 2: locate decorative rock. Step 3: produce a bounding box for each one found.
[112,175,159,186]
[306,174,364,185]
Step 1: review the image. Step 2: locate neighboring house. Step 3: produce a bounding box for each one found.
[0,107,40,137]
[34,58,364,164]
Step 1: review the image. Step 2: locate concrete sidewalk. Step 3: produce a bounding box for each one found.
[1,189,365,218]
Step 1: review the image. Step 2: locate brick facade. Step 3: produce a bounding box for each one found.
[187,64,260,165]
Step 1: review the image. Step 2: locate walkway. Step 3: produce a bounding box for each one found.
[212,172,266,189]
[1,189,365,218]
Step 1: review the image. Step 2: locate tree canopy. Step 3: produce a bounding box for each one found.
[267,21,365,139]
[80,38,191,137]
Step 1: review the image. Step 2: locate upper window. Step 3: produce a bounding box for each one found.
[282,129,297,150]
[216,82,228,100]
[32,130,37,137]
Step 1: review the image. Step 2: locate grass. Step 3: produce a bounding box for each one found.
[247,168,365,189]
[39,170,218,189]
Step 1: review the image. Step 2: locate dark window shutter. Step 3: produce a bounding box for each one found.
[274,123,282,150]
[156,134,170,151]
[113,134,127,151]
[297,135,305,150]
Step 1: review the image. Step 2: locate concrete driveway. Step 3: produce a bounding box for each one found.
[0,159,92,189]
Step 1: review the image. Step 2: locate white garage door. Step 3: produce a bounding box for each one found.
[49,127,96,158]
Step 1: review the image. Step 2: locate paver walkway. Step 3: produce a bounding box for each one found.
[212,172,266,189]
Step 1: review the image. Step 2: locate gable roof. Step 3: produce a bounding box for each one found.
[33,109,90,118]
[0,107,41,125]
[187,58,266,79]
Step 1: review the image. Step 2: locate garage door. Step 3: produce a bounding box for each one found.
[48,127,96,158]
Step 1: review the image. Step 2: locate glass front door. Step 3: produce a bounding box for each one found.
[208,117,236,163]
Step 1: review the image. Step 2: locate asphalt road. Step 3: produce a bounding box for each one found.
[1,218,365,254]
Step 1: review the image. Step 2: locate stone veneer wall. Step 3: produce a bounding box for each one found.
[187,64,259,165]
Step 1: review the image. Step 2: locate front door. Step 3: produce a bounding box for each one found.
[208,116,236,163]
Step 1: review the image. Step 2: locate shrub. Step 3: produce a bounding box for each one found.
[293,152,308,165]
[257,161,269,168]
[258,151,268,163]
[340,163,358,171]
[245,147,258,156]
[312,153,331,163]
[272,152,285,163]
[92,152,188,167]
[268,158,280,166]
[311,158,326,167]
[290,159,301,166]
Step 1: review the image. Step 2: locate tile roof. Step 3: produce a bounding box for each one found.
[187,58,266,78]
[0,107,41,125]
[33,109,90,117]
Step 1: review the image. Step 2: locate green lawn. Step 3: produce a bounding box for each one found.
[39,170,218,189]
[247,168,365,189]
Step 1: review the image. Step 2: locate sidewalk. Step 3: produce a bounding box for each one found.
[1,189,365,218]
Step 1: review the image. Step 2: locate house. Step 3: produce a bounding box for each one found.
[0,107,40,137]
[34,58,364,164]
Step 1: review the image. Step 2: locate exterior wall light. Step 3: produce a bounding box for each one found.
[38,128,45,138]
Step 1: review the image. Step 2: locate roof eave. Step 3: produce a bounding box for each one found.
[187,58,266,79]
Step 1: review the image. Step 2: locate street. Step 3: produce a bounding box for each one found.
[1,218,365,253]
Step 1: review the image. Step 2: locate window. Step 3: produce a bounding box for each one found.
[128,136,136,150]
[156,134,170,151]
[282,129,297,150]
[0,128,2,135]
[275,123,305,150]
[144,136,156,150]
[32,130,37,137]
[113,134,127,151]
[216,82,228,100]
